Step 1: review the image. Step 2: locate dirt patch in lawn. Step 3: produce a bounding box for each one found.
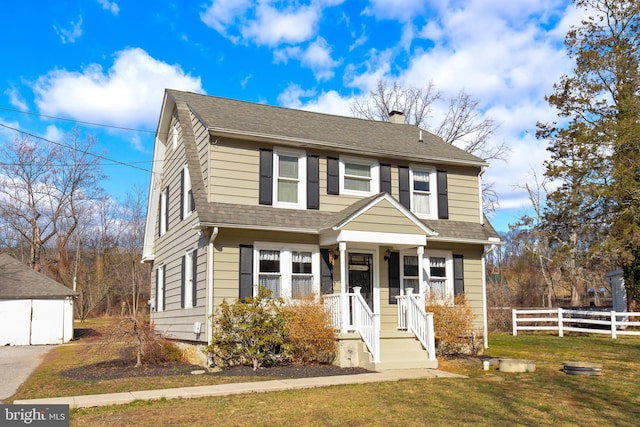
[61,360,371,381]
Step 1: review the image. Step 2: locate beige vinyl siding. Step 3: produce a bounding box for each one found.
[211,229,319,308]
[446,167,481,222]
[209,141,259,205]
[151,109,209,342]
[342,200,423,234]
[428,242,485,332]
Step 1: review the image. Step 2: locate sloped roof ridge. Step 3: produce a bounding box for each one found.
[0,253,76,299]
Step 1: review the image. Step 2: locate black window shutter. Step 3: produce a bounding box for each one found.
[398,166,410,209]
[192,249,198,307]
[327,157,339,195]
[388,251,400,304]
[239,245,254,301]
[189,189,195,212]
[320,249,333,294]
[155,268,159,311]
[165,186,170,231]
[180,169,185,220]
[453,254,464,296]
[307,155,320,210]
[380,164,392,195]
[437,170,449,219]
[180,255,186,308]
[259,149,273,205]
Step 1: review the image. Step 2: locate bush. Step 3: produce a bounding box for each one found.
[206,287,291,370]
[281,295,337,364]
[425,293,479,356]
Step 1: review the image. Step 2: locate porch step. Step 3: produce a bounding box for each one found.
[374,332,437,371]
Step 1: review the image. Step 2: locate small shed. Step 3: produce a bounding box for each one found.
[605,269,627,312]
[0,254,76,345]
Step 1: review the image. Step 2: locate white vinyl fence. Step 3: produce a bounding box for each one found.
[512,308,640,338]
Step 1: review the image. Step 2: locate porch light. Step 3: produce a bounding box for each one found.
[384,249,391,261]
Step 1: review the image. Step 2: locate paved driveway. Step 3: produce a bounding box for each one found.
[0,346,55,402]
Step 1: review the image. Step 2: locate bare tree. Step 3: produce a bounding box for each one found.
[350,80,506,162]
[0,130,104,271]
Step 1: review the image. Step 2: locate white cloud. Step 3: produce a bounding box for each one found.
[98,0,120,16]
[200,0,252,41]
[278,84,352,116]
[275,37,339,81]
[4,86,28,111]
[44,125,65,143]
[53,16,83,44]
[243,5,319,46]
[32,48,204,128]
[365,0,430,22]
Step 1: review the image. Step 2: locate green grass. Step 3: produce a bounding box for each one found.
[11,323,640,426]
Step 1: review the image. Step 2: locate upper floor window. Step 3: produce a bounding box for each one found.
[172,122,179,151]
[340,157,379,196]
[254,243,319,300]
[410,167,437,219]
[159,186,169,236]
[181,165,194,219]
[273,149,306,209]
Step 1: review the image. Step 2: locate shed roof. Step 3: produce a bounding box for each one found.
[0,254,76,299]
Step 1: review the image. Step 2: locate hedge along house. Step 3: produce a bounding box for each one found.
[142,90,501,370]
[0,253,76,346]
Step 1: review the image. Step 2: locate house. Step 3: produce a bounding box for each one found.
[142,89,501,370]
[0,253,76,345]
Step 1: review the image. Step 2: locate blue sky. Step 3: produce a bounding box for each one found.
[1,0,585,232]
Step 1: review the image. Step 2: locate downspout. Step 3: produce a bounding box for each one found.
[207,227,219,346]
[482,243,497,349]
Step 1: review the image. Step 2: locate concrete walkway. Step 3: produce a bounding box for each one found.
[13,369,464,409]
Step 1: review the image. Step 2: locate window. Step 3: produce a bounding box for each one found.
[273,149,306,209]
[156,265,165,312]
[410,167,437,218]
[159,186,169,236]
[401,255,420,293]
[254,243,319,300]
[172,122,179,150]
[183,251,194,309]
[340,157,379,196]
[426,251,453,303]
[182,165,194,219]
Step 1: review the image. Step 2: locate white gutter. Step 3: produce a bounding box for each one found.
[482,244,498,349]
[207,227,219,346]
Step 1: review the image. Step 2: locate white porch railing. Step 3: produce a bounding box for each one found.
[323,288,379,362]
[397,289,437,361]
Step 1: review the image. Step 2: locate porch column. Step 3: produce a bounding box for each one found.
[417,246,425,306]
[339,242,348,333]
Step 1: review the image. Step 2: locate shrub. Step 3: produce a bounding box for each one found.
[281,295,337,364]
[425,293,479,356]
[206,287,291,370]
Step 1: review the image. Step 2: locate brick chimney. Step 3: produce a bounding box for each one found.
[389,110,404,124]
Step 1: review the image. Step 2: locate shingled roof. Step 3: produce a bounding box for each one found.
[165,89,487,167]
[0,254,76,300]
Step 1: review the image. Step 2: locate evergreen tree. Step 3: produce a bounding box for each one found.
[539,0,640,308]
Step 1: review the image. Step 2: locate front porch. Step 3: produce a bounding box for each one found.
[324,288,438,370]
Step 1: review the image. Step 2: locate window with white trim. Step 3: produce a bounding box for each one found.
[156,265,165,312]
[273,149,306,209]
[254,243,319,300]
[340,157,379,196]
[159,186,168,236]
[410,166,437,218]
[401,254,420,294]
[426,251,453,303]
[182,165,194,219]
[184,250,194,309]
